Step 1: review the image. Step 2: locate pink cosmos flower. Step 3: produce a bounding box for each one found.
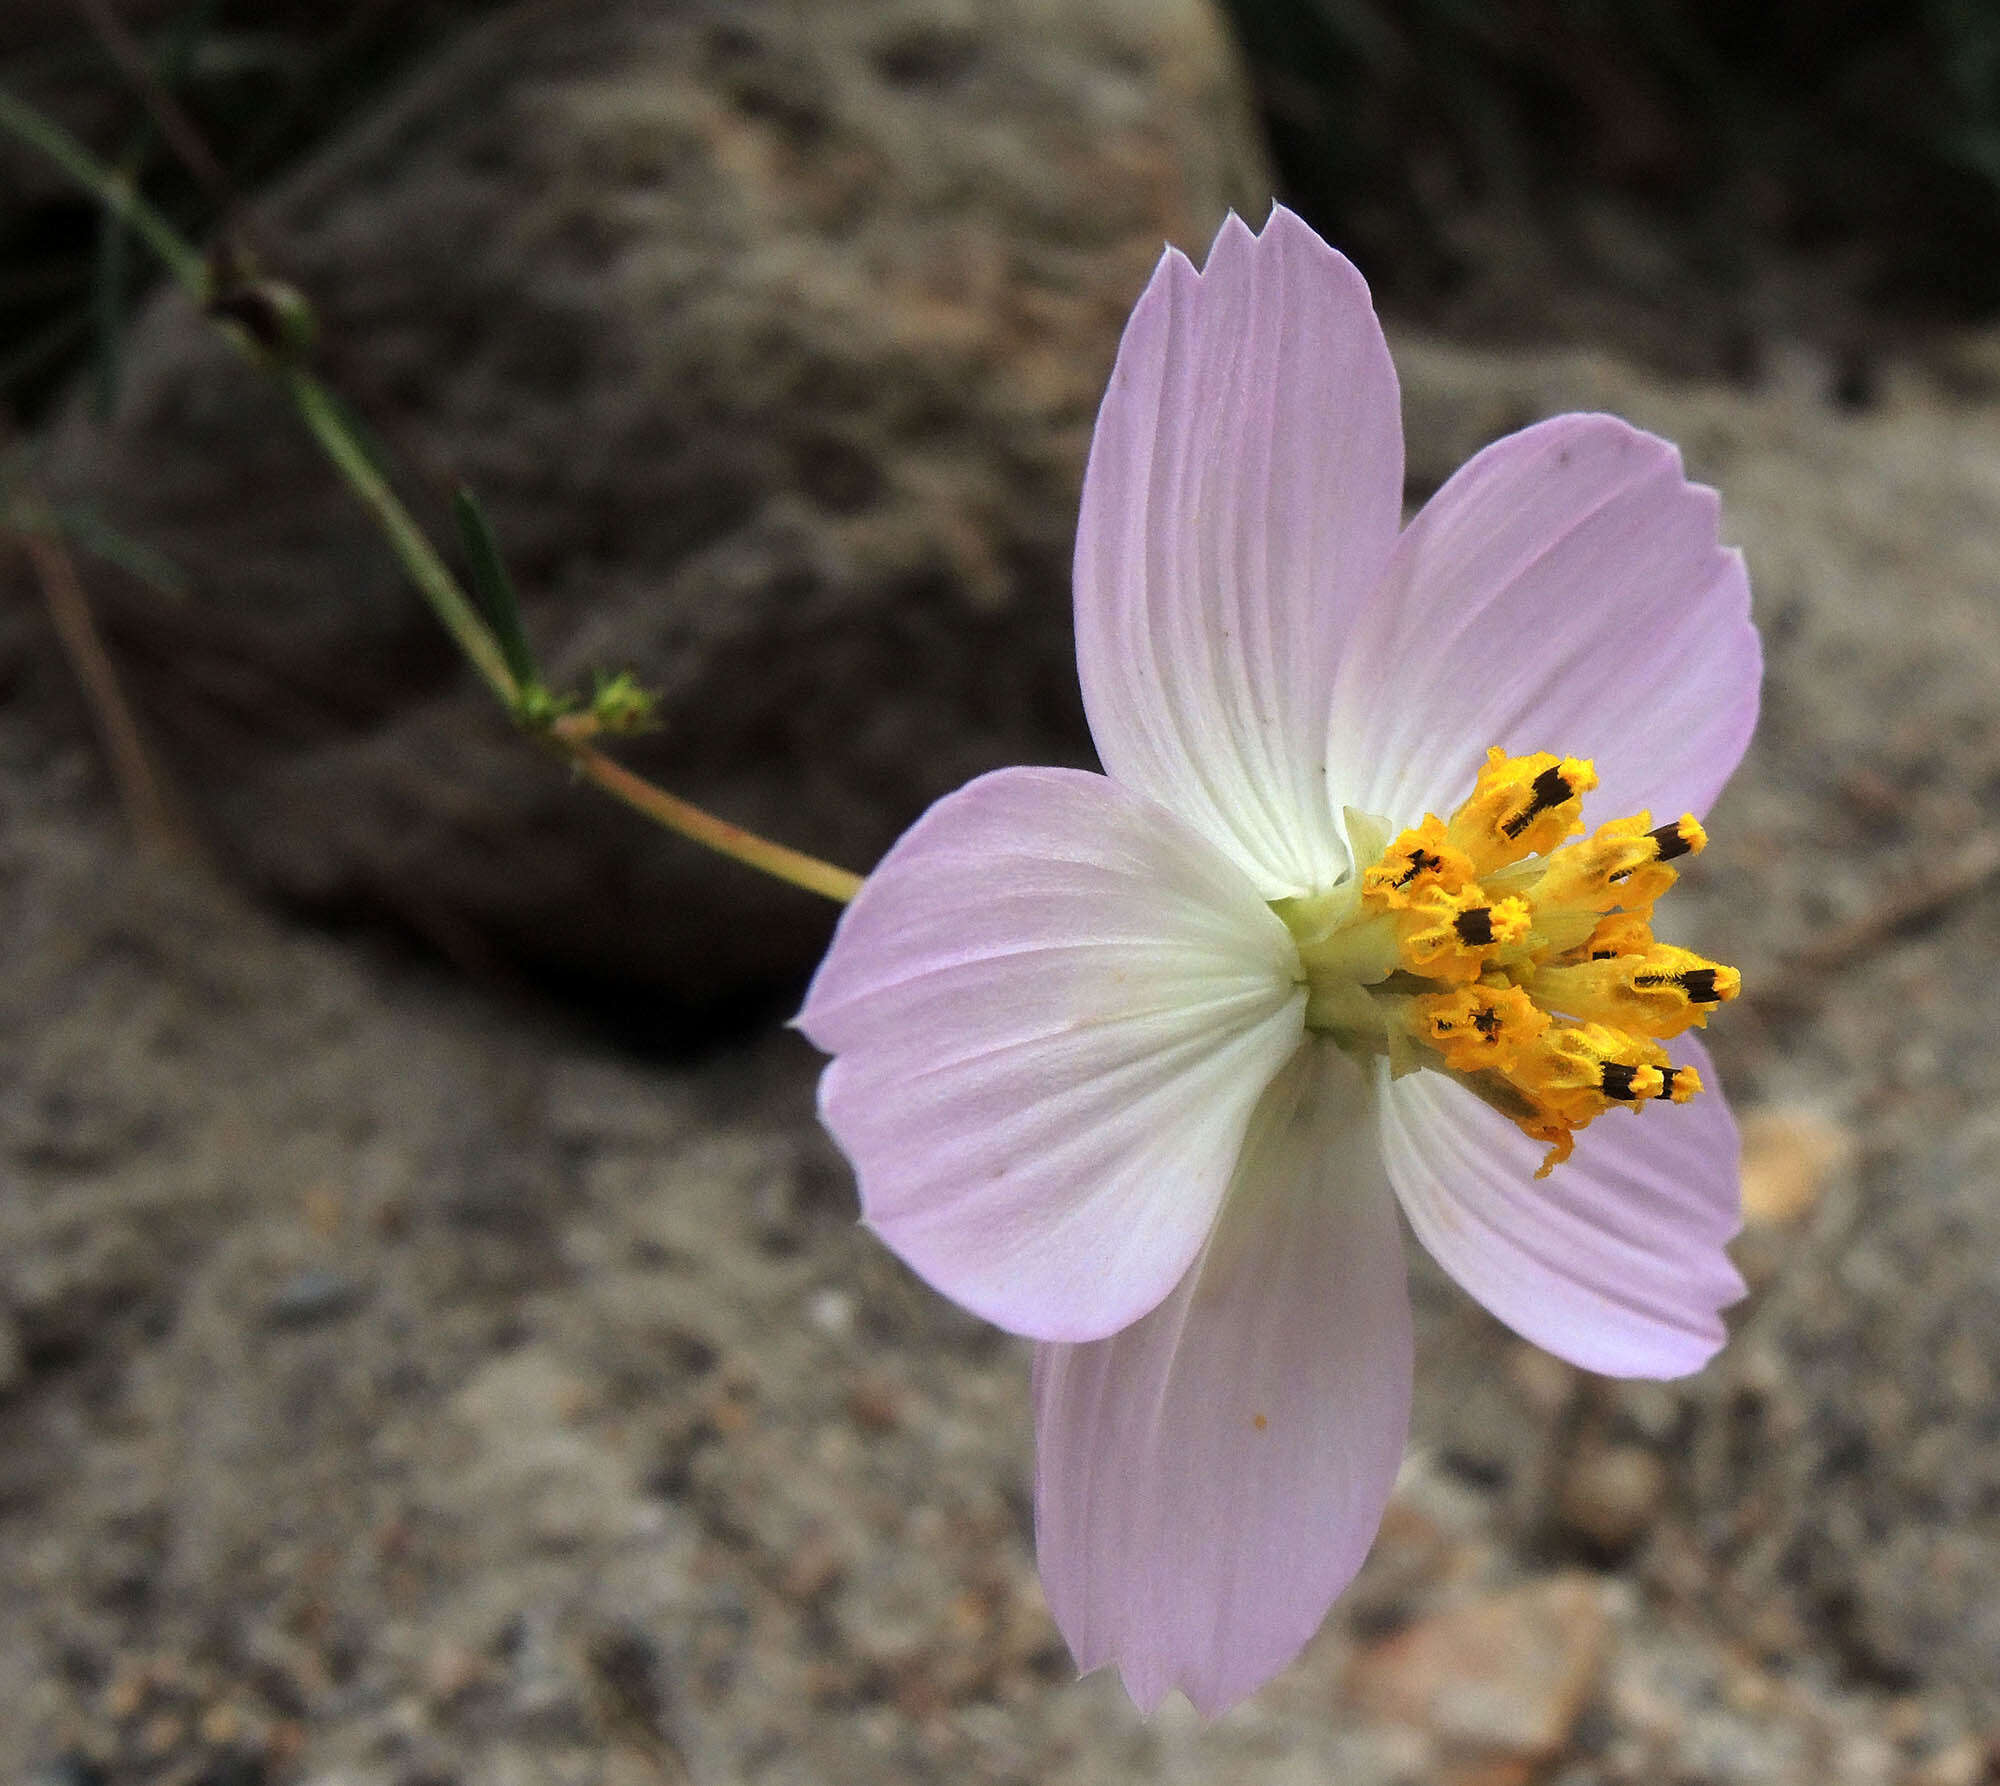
[797,207,1759,1715]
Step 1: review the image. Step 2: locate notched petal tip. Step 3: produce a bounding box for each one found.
[1209,206,1258,255]
[1075,201,1404,896]
[1258,200,1382,301]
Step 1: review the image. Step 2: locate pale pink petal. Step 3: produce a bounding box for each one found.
[799,766,1306,1344]
[1378,1034,1743,1379]
[1075,206,1405,898]
[1325,413,1759,829]
[1033,1044,1413,1714]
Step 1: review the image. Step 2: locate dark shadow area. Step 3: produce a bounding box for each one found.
[1221,0,2000,373]
[1,0,506,421]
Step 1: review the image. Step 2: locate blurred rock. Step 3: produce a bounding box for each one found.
[1732,1105,1856,1294]
[541,1055,694,1152]
[1342,1479,1494,1636]
[41,0,1267,1011]
[1344,1574,1613,1785]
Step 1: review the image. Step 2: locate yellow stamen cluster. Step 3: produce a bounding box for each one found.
[1284,748,1738,1177]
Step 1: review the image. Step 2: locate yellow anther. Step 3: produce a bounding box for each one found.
[1656,1062,1702,1105]
[1523,814,1679,927]
[1508,1020,1667,1137]
[1396,885,1532,983]
[1445,748,1598,877]
[1529,944,1741,1040]
[1409,984,1548,1076]
[1360,815,1474,911]
[1580,911,1655,960]
[1651,813,1707,862]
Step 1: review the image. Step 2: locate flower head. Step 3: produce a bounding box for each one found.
[797,208,1759,1715]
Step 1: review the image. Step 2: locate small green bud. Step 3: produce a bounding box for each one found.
[513,682,580,731]
[206,277,318,362]
[588,670,659,736]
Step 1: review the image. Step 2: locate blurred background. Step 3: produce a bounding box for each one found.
[19,2,2000,414]
[19,2,2000,412]
[5,3,2000,1783]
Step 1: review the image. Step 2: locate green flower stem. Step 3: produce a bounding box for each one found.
[552,723,866,906]
[286,369,518,706]
[0,83,864,906]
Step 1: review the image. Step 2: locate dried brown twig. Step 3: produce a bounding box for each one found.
[71,0,234,209]
[11,508,197,863]
[1791,831,2000,974]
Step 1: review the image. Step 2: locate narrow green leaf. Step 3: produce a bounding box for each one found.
[51,502,192,599]
[452,485,538,693]
[90,191,133,417]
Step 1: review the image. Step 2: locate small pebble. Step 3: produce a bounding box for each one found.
[197,1702,244,1745]
[1738,1107,1852,1226]
[423,1641,491,1704]
[846,1378,902,1432]
[807,1288,854,1335]
[140,1710,183,1757]
[1559,1444,1669,1559]
[264,1268,365,1329]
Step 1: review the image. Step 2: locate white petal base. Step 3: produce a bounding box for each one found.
[801,766,1306,1344]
